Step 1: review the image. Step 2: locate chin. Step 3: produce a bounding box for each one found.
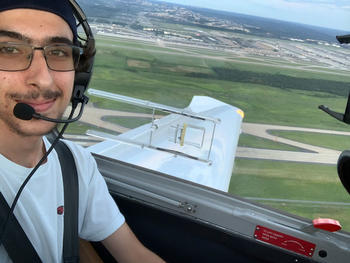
[13,120,58,137]
[32,121,58,136]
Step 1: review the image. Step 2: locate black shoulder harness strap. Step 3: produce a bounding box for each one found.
[0,193,41,262]
[0,139,79,263]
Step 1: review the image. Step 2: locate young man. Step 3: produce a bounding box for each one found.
[0,1,165,262]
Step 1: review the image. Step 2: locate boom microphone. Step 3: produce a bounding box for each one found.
[13,103,35,120]
[13,102,86,123]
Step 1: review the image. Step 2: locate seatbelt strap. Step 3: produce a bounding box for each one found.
[54,140,80,263]
[0,192,41,262]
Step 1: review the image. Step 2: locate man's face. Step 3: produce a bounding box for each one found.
[0,9,75,137]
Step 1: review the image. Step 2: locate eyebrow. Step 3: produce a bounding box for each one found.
[0,30,30,42]
[0,30,73,45]
[48,36,74,45]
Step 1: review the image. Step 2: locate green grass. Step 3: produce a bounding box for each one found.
[103,116,152,129]
[238,133,302,151]
[59,122,92,134]
[58,121,117,135]
[230,160,344,201]
[259,203,350,231]
[91,73,350,132]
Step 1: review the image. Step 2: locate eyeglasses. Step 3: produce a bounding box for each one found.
[0,42,83,72]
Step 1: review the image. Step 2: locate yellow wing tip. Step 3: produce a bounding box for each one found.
[237,109,245,119]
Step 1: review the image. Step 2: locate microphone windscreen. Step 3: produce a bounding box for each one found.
[13,103,35,120]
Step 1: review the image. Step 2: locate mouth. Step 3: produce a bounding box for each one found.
[19,99,56,113]
[10,89,62,114]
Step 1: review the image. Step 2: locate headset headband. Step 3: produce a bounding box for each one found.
[68,0,95,106]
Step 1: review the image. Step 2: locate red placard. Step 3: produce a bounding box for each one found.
[254,225,316,257]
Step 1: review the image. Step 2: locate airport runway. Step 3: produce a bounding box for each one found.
[65,104,348,165]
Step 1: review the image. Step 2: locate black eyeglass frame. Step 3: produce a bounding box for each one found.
[0,42,83,72]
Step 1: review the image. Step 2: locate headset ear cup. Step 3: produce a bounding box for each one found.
[72,38,95,103]
[76,38,95,74]
[337,150,350,195]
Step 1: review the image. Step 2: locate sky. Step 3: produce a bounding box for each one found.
[161,0,350,31]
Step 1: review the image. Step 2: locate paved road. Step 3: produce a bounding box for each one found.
[66,104,349,165]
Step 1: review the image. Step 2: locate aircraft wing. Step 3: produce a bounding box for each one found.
[87,89,244,192]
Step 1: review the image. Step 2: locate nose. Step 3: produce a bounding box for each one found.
[25,49,54,88]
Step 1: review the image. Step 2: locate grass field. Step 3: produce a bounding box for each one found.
[103,116,153,129]
[73,35,350,231]
[238,133,302,151]
[90,36,350,131]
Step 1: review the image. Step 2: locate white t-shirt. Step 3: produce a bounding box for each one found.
[0,137,125,263]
